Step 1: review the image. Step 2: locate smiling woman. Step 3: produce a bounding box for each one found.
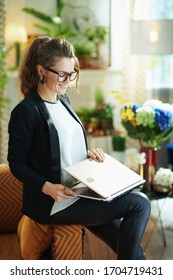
[7,35,151,260]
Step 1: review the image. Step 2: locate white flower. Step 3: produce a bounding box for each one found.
[125,148,139,171]
[52,16,61,24]
[143,99,163,109]
[125,148,146,171]
[135,152,146,165]
[154,168,173,186]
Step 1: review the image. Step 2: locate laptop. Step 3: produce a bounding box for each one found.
[64,153,145,202]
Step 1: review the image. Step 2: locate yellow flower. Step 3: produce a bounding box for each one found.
[126,108,135,121]
[109,89,129,105]
[121,106,136,126]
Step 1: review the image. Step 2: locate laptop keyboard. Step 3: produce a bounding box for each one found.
[73,183,103,199]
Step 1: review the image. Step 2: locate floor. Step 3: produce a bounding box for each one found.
[84,217,173,260]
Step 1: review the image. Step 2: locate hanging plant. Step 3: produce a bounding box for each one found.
[0,46,11,117]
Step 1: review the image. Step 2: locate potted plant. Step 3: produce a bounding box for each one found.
[112,134,126,151]
[22,2,109,69]
[0,47,9,111]
[22,3,76,39]
[0,46,11,115]
[84,25,108,59]
[74,44,93,69]
[75,107,93,129]
[75,106,101,135]
[0,45,11,162]
[111,134,126,163]
[93,87,114,130]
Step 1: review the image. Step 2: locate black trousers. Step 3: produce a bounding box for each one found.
[50,190,151,260]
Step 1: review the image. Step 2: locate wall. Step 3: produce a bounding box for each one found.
[61,0,110,26]
[5,0,123,129]
[6,0,57,35]
[6,0,110,35]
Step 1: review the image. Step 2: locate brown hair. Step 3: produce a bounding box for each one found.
[18,36,80,97]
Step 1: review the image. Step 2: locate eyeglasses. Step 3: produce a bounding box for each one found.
[44,67,78,82]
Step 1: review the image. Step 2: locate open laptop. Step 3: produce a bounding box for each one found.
[64,153,145,202]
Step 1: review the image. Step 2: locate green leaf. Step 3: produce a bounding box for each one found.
[55,1,65,17]
[160,127,173,142]
[22,8,54,24]
[33,24,52,35]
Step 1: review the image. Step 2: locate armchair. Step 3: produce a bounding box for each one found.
[0,164,85,260]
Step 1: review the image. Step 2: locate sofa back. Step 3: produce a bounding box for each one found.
[0,164,23,233]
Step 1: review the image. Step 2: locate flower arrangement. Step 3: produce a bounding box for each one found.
[153,168,173,186]
[110,90,173,149]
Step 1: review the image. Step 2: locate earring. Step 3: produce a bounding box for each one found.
[40,76,45,85]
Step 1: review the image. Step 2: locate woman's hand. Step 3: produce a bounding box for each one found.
[42,181,78,201]
[87,148,105,162]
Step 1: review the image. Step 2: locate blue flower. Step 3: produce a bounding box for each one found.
[155,108,172,131]
[132,104,139,112]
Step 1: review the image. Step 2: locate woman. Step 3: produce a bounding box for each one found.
[8,36,150,260]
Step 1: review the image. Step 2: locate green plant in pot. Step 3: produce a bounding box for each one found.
[111,134,126,163]
[112,134,126,152]
[74,44,94,69]
[22,1,76,39]
[84,25,108,59]
[75,107,92,127]
[75,106,99,134]
[0,46,11,117]
[23,2,109,69]
[0,45,11,162]
[93,87,114,130]
[78,25,109,69]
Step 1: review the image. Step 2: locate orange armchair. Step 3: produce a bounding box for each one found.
[0,164,85,260]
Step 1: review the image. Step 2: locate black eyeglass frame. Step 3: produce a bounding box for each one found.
[44,66,79,82]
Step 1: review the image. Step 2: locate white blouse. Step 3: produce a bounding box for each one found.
[44,100,87,214]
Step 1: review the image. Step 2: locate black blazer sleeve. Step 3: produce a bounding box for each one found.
[8,100,47,195]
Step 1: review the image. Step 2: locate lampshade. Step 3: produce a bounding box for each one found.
[5,24,27,44]
[130,19,173,55]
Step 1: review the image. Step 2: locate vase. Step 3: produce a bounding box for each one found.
[153,184,171,194]
[140,148,157,193]
[100,118,113,130]
[168,184,173,197]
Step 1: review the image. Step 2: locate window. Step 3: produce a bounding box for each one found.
[111,0,173,90]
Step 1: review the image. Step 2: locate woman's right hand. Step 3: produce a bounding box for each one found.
[42,181,78,201]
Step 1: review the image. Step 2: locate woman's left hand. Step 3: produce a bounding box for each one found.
[87,148,105,162]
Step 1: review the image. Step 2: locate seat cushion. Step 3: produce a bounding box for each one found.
[51,224,85,260]
[17,215,53,260]
[0,164,23,233]
[17,216,85,260]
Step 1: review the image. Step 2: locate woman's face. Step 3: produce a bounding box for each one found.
[38,57,76,95]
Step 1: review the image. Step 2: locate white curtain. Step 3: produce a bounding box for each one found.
[111,0,149,103]
[122,0,148,103]
[111,0,150,148]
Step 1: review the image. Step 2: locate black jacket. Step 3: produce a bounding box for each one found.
[8,90,87,224]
